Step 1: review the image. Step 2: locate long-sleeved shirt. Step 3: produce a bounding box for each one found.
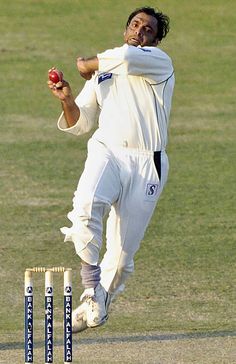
[58,44,175,151]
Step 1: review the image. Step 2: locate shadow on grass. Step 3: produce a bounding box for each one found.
[1,330,236,351]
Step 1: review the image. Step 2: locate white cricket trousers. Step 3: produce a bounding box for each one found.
[61,138,169,297]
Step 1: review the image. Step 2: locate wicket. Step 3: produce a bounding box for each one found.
[24,267,72,363]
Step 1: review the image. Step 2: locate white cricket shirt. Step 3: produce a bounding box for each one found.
[58,44,175,151]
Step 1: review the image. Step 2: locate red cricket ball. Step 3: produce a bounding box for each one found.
[48,68,63,84]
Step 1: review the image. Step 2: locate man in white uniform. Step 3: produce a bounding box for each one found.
[48,6,175,332]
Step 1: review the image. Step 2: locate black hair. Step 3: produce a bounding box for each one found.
[126,6,170,41]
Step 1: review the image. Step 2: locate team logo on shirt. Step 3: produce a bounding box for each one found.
[146,183,159,197]
[98,73,112,84]
[139,48,151,52]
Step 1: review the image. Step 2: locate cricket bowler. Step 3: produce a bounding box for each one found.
[48,6,175,333]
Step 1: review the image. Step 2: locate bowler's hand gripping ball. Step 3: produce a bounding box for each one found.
[48,68,63,85]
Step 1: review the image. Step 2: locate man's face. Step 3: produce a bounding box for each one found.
[124,12,159,47]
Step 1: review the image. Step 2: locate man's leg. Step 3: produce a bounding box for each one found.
[100,150,169,300]
[60,139,121,332]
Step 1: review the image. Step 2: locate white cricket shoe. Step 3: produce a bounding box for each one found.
[82,283,110,328]
[72,283,110,333]
[72,301,88,333]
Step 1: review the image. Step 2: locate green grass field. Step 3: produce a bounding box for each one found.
[1,0,236,363]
